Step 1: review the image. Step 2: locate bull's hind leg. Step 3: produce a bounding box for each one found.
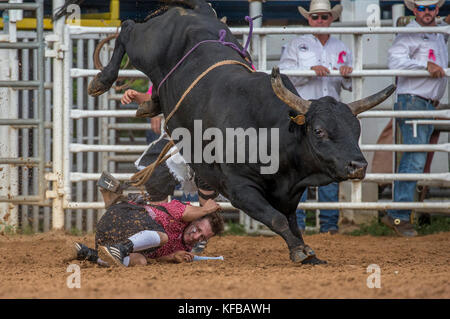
[229,184,324,264]
[88,20,135,97]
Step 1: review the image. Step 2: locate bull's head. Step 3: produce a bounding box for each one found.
[271,67,396,181]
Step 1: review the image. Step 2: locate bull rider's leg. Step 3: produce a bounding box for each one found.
[229,185,325,264]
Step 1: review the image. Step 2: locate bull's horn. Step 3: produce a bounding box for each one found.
[348,85,396,115]
[271,67,311,114]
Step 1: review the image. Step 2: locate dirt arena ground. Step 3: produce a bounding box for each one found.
[0,231,449,299]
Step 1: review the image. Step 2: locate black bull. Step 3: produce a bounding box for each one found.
[87,0,395,264]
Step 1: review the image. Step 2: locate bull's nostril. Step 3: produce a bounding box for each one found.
[350,161,367,170]
[347,161,367,179]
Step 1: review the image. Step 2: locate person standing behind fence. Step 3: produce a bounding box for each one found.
[279,0,353,234]
[385,0,447,237]
[121,85,163,143]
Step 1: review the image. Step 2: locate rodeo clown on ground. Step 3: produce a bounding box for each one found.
[72,121,226,268]
[73,179,224,267]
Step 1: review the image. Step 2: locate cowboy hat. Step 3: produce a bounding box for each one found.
[404,0,445,11]
[298,0,343,21]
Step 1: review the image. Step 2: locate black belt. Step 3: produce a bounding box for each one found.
[413,95,440,107]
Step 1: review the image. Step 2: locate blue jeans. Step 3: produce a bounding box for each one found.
[387,94,435,221]
[296,182,339,232]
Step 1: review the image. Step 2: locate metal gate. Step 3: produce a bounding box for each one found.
[0,0,47,232]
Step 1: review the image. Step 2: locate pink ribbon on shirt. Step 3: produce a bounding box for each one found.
[428,49,436,62]
[338,51,347,64]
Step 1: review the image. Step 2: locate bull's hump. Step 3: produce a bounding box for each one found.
[174,7,196,17]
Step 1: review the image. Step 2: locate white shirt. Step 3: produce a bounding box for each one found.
[388,20,448,101]
[279,34,353,101]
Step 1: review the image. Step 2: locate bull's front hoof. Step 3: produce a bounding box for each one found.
[290,245,315,263]
[290,250,308,263]
[301,256,327,265]
[88,73,113,97]
[290,245,326,265]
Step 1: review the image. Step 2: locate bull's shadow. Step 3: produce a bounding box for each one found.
[85,0,395,264]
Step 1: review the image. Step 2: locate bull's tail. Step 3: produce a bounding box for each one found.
[87,20,135,97]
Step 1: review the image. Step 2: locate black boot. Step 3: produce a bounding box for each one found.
[98,239,134,267]
[74,242,99,263]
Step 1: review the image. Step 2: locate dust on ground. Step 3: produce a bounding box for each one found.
[0,231,449,298]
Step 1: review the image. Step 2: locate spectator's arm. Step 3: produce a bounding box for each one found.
[341,48,353,92]
[121,89,151,105]
[388,34,428,70]
[440,15,450,43]
[279,41,310,87]
[134,92,151,104]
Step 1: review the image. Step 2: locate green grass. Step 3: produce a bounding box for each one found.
[222,221,247,236]
[348,220,395,236]
[68,228,83,236]
[20,225,34,235]
[0,222,17,235]
[416,215,450,235]
[348,215,450,236]
[304,210,317,227]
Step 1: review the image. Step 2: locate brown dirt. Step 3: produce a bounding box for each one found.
[0,231,449,299]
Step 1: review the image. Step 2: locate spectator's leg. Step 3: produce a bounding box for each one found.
[388,95,434,222]
[296,189,308,232]
[145,118,160,144]
[318,182,339,233]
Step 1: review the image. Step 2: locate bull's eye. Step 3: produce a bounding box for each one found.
[314,128,325,138]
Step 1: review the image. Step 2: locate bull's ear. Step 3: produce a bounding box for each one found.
[220,16,227,24]
[348,85,396,115]
[288,111,305,131]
